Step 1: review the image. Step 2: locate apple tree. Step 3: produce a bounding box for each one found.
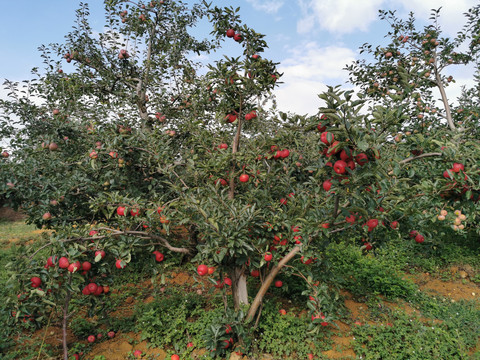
[1,1,480,359]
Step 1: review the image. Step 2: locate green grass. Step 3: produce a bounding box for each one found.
[0,219,42,244]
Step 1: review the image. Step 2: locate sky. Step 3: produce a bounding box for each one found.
[0,0,478,116]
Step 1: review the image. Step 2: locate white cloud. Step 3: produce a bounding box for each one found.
[274,43,356,114]
[296,0,478,36]
[389,0,478,38]
[246,0,285,14]
[297,0,384,34]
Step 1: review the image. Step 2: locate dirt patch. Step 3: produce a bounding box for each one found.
[413,273,479,302]
[0,206,25,221]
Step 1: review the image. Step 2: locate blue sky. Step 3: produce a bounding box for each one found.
[0,0,477,115]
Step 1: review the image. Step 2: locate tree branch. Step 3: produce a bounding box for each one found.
[399,152,442,165]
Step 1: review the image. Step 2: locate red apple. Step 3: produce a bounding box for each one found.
[197,264,208,276]
[226,29,235,38]
[239,174,249,183]
[279,309,287,315]
[224,278,232,286]
[218,143,228,150]
[233,33,242,42]
[89,150,98,159]
[42,212,52,220]
[251,269,260,277]
[355,153,369,166]
[115,259,126,269]
[58,257,70,269]
[107,331,115,338]
[53,109,60,116]
[320,132,334,145]
[333,160,347,174]
[274,280,283,288]
[30,277,41,288]
[452,163,464,172]
[415,234,425,243]
[47,256,57,267]
[322,179,332,191]
[264,252,273,262]
[87,335,96,343]
[130,208,140,217]
[82,261,92,271]
[116,206,126,216]
[1,151,9,158]
[133,350,142,358]
[171,355,180,360]
[95,250,106,260]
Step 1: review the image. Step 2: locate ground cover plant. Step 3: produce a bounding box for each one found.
[0,1,480,359]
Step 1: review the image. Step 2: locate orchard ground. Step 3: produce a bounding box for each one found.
[1,217,479,360]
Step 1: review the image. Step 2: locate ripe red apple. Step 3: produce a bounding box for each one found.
[107,331,115,338]
[53,109,60,116]
[252,54,259,59]
[226,28,235,38]
[251,269,260,277]
[224,278,232,286]
[366,219,379,231]
[280,198,288,205]
[103,286,110,294]
[82,261,92,271]
[264,252,273,262]
[218,143,228,150]
[31,277,41,288]
[130,208,140,217]
[197,264,208,276]
[239,174,249,183]
[109,151,118,158]
[390,221,399,230]
[274,280,283,288]
[187,342,194,347]
[443,169,453,179]
[89,150,98,159]
[233,33,242,42]
[94,285,104,296]
[322,179,332,191]
[452,163,464,172]
[87,335,96,343]
[207,266,215,274]
[279,309,287,315]
[87,283,98,293]
[42,212,52,221]
[333,160,347,175]
[385,51,393,58]
[364,242,373,251]
[47,256,57,267]
[215,178,228,186]
[58,257,70,269]
[415,234,425,243]
[116,206,126,216]
[68,261,81,273]
[133,350,142,358]
[115,259,126,269]
[320,132,334,145]
[95,250,106,260]
[1,151,9,158]
[153,251,164,262]
[355,153,369,166]
[409,230,418,238]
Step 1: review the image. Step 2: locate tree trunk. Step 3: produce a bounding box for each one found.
[231,266,249,310]
[62,290,72,360]
[246,246,301,322]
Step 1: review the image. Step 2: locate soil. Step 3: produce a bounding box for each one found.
[73,271,478,360]
[0,206,25,221]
